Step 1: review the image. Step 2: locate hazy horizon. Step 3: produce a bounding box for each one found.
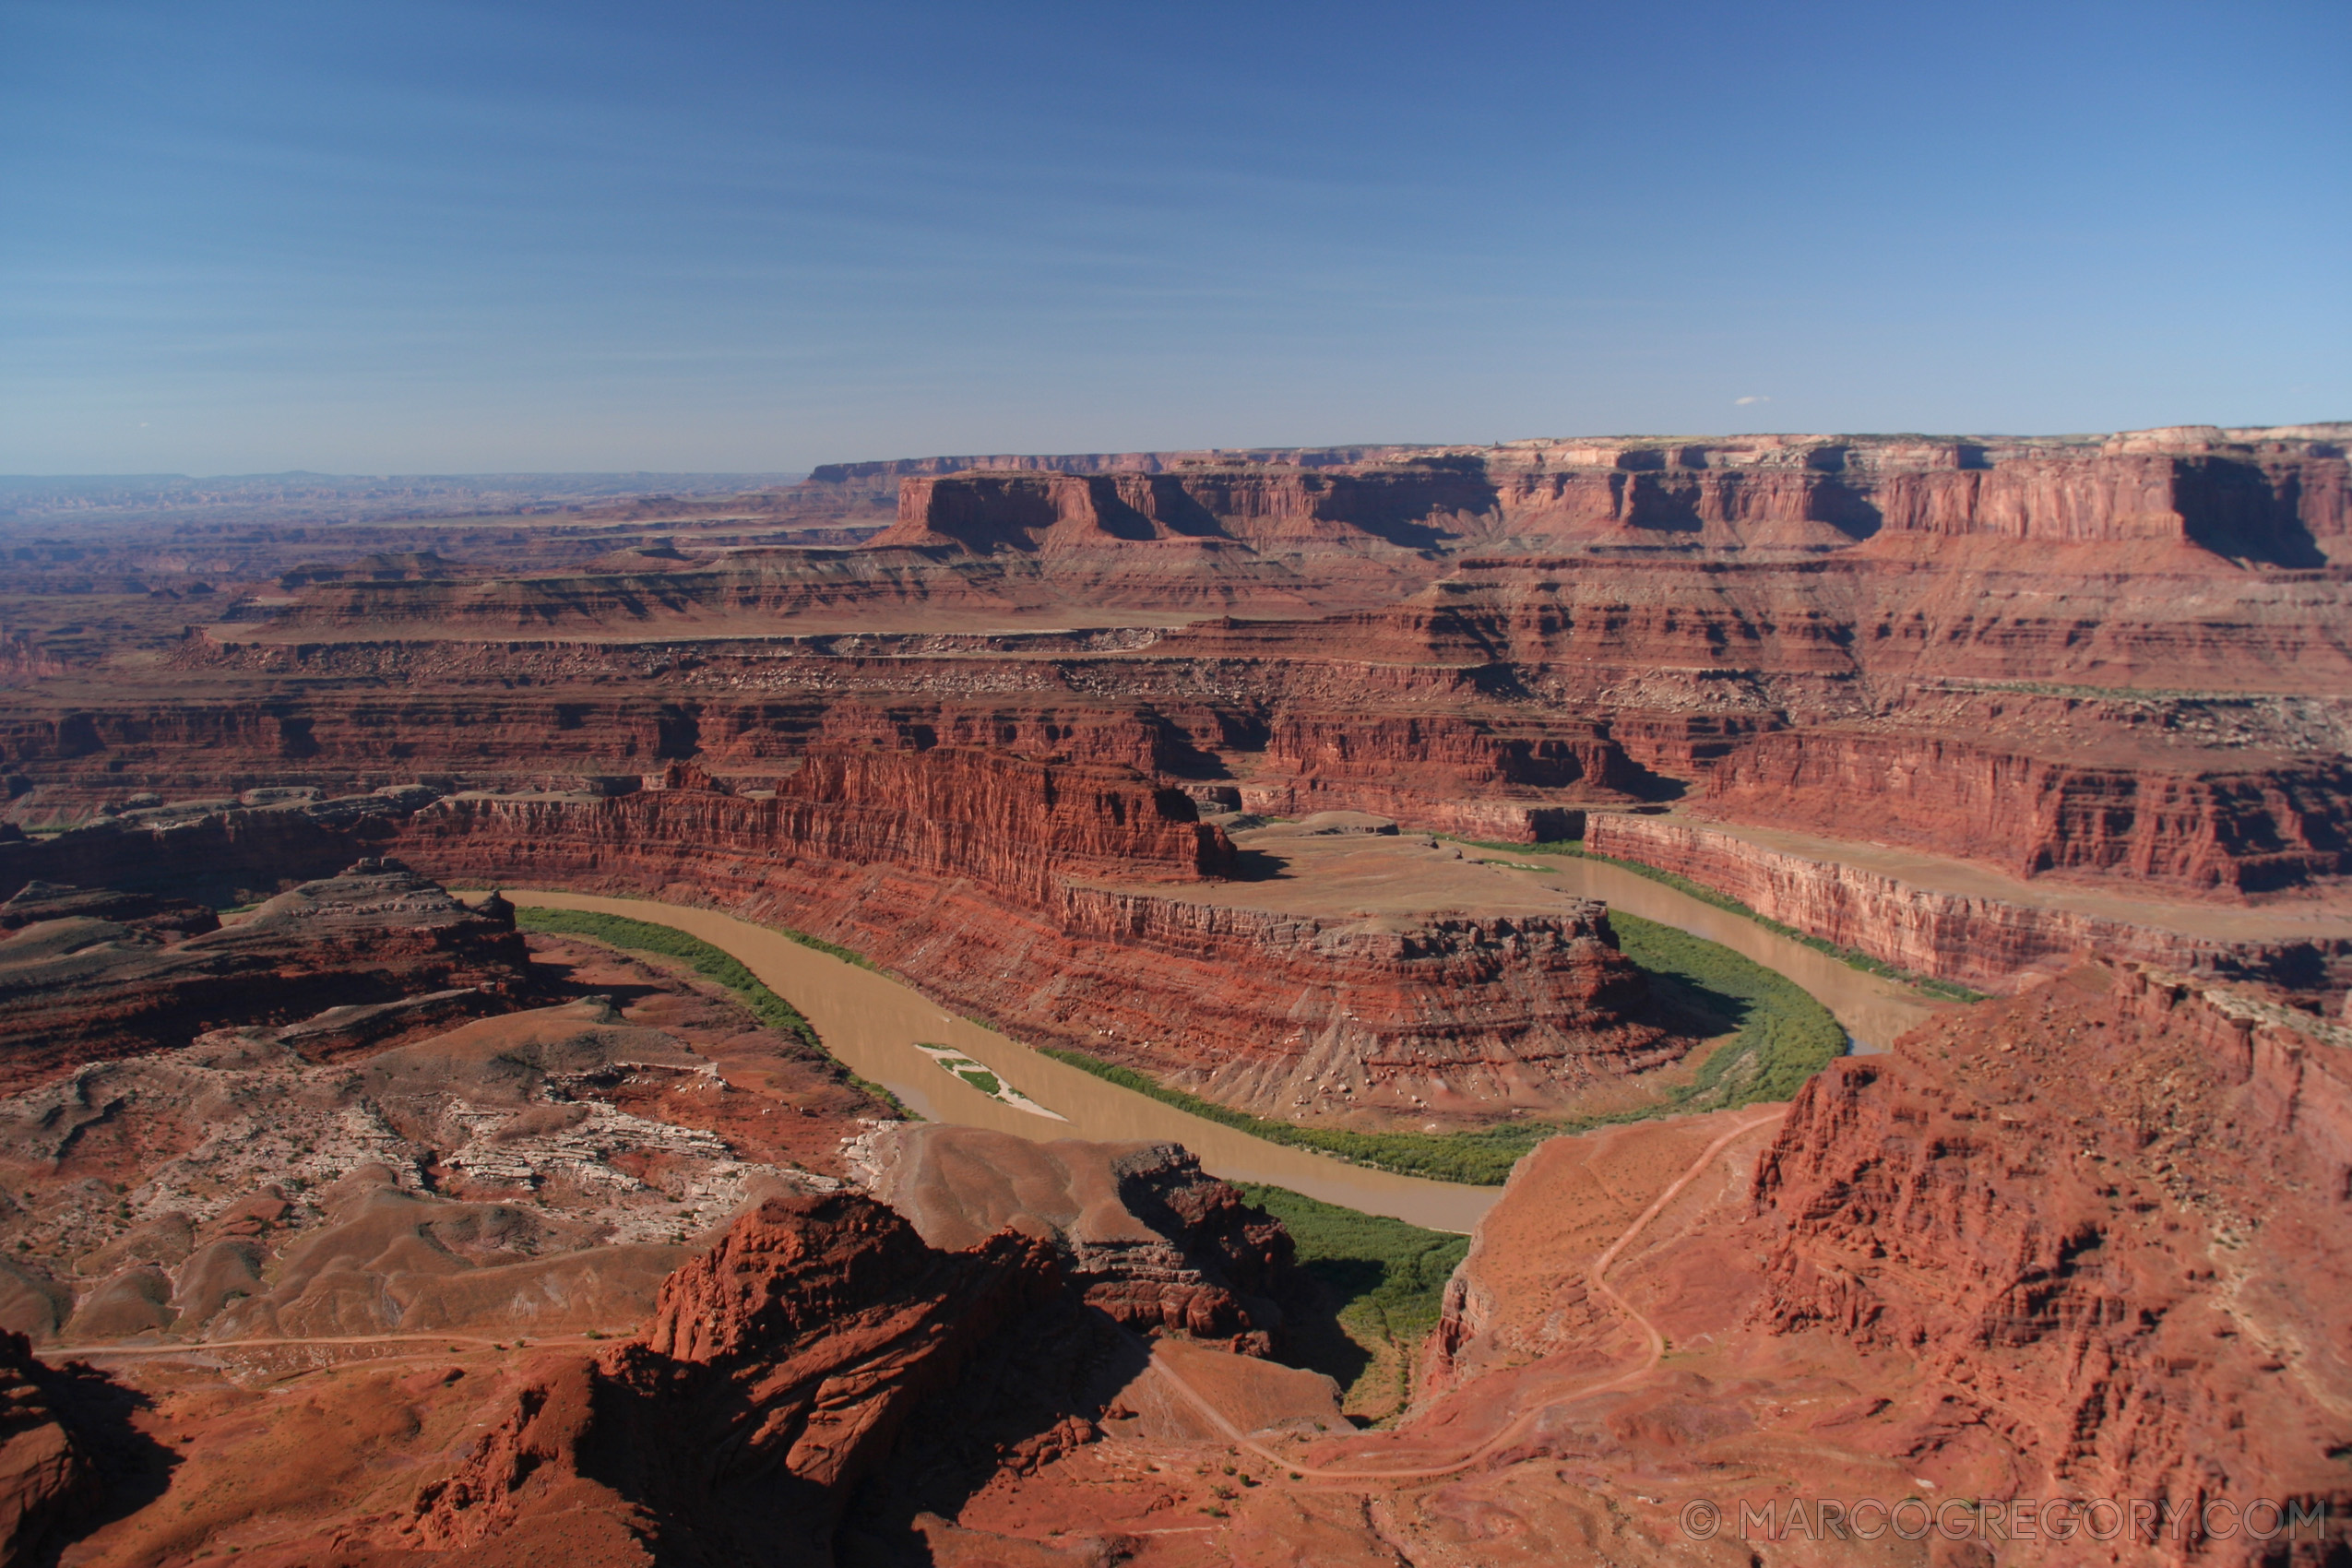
[9,411,2352,487]
[6,0,2346,475]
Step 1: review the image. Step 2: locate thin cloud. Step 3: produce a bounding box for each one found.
[1735,395,1770,406]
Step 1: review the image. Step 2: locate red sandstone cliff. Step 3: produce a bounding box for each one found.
[869,426,2352,563]
[1585,813,2352,995]
[408,1191,1062,1562]
[409,745,1231,903]
[1692,731,2352,894]
[397,754,1670,1123]
[1743,965,2352,1555]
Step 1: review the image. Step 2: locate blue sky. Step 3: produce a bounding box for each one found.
[4,0,2346,473]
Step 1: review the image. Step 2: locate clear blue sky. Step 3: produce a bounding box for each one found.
[4,0,2346,474]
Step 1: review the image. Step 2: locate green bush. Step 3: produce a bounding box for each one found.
[1238,1182,1468,1347]
[513,906,909,1115]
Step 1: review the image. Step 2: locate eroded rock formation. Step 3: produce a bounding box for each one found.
[0,860,530,1090]
[407,1192,1063,1563]
[1738,963,2352,1549]
[855,1124,1295,1351]
[920,964,2351,1566]
[1586,813,2352,994]
[394,767,1674,1123]
[0,878,896,1352]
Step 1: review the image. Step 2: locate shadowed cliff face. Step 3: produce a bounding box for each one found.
[403,1191,1068,1564]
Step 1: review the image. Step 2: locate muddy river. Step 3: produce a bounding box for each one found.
[501,867,1946,1232]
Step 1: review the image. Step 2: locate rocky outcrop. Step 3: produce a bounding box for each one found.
[0,753,1672,1127]
[1051,880,1666,1116]
[0,861,531,1088]
[407,1192,1060,1563]
[1693,731,2352,894]
[0,1332,97,1562]
[406,791,1669,1123]
[390,753,1669,1124]
[856,1124,1295,1351]
[1584,813,2352,994]
[1745,964,2352,1550]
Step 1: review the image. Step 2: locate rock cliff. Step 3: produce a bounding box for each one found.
[864,425,2352,563]
[404,746,1230,905]
[1743,963,2352,1550]
[406,1191,1062,1562]
[385,753,1672,1124]
[1585,813,2352,995]
[1693,731,2352,894]
[0,861,531,1089]
[0,1332,98,1563]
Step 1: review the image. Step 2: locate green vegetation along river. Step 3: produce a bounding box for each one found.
[494,859,1954,1227]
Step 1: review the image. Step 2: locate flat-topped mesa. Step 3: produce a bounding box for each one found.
[402,746,1233,907]
[859,426,2350,563]
[873,463,1491,555]
[1476,427,2349,558]
[1052,880,1668,1120]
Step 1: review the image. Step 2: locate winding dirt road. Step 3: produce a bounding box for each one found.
[1144,1108,1787,1485]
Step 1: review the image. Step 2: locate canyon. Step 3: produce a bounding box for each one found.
[0,423,2346,1562]
[6,424,2348,1013]
[0,942,2337,1564]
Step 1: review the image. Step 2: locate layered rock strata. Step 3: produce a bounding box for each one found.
[1694,730,2352,893]
[396,766,1671,1123]
[0,861,531,1089]
[0,750,1674,1125]
[1586,813,2352,995]
[867,425,2352,563]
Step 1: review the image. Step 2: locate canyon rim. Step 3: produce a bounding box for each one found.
[0,422,2346,1566]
